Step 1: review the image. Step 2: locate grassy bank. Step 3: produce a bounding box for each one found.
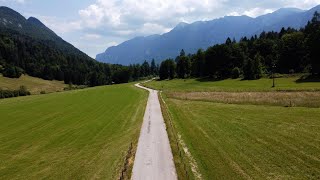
[0,74,66,94]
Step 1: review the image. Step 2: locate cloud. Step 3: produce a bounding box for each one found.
[25,14,82,34]
[243,8,274,17]
[0,0,26,3]
[80,33,102,40]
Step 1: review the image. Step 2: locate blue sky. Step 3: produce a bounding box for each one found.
[1,0,320,58]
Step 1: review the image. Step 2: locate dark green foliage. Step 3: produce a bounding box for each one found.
[176,55,191,79]
[243,54,263,80]
[2,65,23,78]
[0,85,30,99]
[159,59,175,80]
[190,49,205,77]
[305,11,320,75]
[150,59,158,76]
[231,67,241,79]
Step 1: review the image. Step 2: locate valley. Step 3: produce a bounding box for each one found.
[1,2,320,180]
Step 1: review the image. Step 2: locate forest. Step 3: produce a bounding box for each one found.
[0,29,158,86]
[159,12,320,80]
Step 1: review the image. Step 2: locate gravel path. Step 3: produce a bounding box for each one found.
[132,83,177,180]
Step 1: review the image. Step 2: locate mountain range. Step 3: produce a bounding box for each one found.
[96,5,320,65]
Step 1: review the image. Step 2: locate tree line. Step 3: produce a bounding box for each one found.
[0,29,158,86]
[159,12,320,80]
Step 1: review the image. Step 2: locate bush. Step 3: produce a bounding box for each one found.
[0,65,4,73]
[0,86,31,99]
[40,91,46,94]
[231,67,241,79]
[2,66,23,78]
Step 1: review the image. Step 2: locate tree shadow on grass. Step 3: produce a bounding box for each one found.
[296,74,320,83]
[195,76,229,82]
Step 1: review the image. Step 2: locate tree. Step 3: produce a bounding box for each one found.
[2,66,23,78]
[159,59,175,80]
[141,60,151,77]
[231,67,241,79]
[244,53,263,80]
[176,55,191,78]
[191,49,205,77]
[278,32,306,73]
[150,59,157,76]
[305,11,320,75]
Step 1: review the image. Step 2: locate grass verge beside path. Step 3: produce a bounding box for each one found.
[0,83,148,179]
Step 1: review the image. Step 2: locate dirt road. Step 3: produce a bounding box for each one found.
[132,83,177,180]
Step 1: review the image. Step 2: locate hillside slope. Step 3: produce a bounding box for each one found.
[0,6,113,86]
[0,74,66,94]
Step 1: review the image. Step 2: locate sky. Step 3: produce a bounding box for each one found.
[1,0,320,58]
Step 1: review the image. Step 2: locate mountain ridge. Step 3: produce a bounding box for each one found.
[96,5,320,65]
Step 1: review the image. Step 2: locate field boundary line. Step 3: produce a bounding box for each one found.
[159,91,203,180]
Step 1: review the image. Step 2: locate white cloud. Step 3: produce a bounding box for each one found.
[243,8,274,17]
[29,15,82,34]
[0,0,25,3]
[138,23,171,35]
[286,0,320,9]
[80,33,102,40]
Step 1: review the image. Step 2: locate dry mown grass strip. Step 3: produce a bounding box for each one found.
[168,91,320,108]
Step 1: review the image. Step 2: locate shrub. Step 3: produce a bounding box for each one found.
[40,91,46,94]
[0,86,30,99]
[231,67,241,79]
[2,66,23,78]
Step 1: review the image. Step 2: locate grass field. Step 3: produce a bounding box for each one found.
[164,97,320,179]
[0,74,66,94]
[144,77,320,92]
[0,83,148,179]
[145,77,320,179]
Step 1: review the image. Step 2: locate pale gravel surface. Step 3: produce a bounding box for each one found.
[131,83,177,180]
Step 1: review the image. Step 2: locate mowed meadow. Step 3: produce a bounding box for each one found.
[0,83,148,179]
[0,74,66,94]
[145,77,320,179]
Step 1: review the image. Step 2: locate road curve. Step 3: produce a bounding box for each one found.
[132,83,177,180]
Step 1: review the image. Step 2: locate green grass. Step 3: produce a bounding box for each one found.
[0,74,66,94]
[144,77,320,92]
[148,77,320,179]
[165,97,320,179]
[0,83,148,179]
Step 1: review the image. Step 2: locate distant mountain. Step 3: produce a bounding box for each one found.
[96,5,320,65]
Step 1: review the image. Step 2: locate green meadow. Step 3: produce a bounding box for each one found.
[147,78,320,179]
[0,83,147,179]
[144,76,320,92]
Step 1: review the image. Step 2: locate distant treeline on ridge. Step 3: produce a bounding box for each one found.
[159,12,320,80]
